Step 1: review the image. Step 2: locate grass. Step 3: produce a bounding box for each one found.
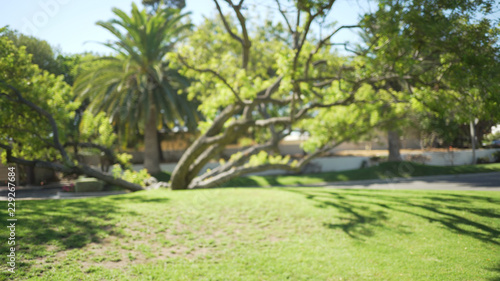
[225,162,500,187]
[1,187,499,280]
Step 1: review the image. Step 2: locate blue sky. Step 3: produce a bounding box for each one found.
[0,0,374,55]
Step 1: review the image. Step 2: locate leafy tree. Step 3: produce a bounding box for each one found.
[359,0,500,160]
[5,30,59,74]
[168,0,389,189]
[74,3,198,174]
[0,28,144,191]
[5,29,84,85]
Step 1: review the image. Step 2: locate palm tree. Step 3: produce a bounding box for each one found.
[74,3,197,174]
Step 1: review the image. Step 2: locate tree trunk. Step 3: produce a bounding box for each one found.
[1,149,144,192]
[78,165,144,192]
[157,130,164,162]
[470,120,476,165]
[170,104,241,190]
[144,104,161,174]
[388,130,402,162]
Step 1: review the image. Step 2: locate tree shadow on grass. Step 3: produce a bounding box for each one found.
[0,195,168,275]
[488,263,500,281]
[284,188,500,246]
[315,196,390,240]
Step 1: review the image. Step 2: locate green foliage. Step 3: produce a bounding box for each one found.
[0,29,128,168]
[172,16,289,120]
[357,0,500,149]
[173,14,361,150]
[484,131,500,143]
[111,164,151,186]
[74,3,198,139]
[151,171,172,182]
[0,30,77,161]
[6,29,83,85]
[79,111,116,148]
[5,30,59,74]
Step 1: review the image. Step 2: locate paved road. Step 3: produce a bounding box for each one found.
[321,172,500,191]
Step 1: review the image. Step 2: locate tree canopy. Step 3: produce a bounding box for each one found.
[0,27,144,191]
[357,0,500,157]
[167,0,389,189]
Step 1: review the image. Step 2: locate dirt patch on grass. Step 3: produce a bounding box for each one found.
[33,218,218,275]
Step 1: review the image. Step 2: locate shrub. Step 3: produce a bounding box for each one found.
[111,165,151,187]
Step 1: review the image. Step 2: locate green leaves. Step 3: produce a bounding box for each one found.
[0,29,132,169]
[75,4,198,141]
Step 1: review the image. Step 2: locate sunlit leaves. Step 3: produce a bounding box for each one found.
[0,30,124,165]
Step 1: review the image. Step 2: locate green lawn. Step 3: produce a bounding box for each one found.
[1,188,499,280]
[225,162,500,187]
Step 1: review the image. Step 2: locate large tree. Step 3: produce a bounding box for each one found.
[359,0,500,160]
[0,28,143,191]
[168,0,390,189]
[74,3,198,174]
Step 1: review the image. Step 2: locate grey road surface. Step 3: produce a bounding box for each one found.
[321,172,500,191]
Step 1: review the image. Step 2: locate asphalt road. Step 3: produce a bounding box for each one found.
[321,172,500,191]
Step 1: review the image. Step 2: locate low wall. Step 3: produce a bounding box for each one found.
[422,149,499,166]
[132,148,500,176]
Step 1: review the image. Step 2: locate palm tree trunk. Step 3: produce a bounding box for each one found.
[144,104,161,174]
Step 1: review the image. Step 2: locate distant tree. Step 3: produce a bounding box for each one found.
[5,30,84,85]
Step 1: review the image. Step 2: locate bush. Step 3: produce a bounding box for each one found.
[111,165,151,187]
[476,156,491,164]
[152,171,171,182]
[493,151,500,163]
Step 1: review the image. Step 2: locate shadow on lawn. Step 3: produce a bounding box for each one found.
[284,188,500,245]
[0,195,167,274]
[489,263,500,281]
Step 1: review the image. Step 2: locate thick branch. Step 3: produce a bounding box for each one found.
[214,0,243,45]
[190,139,344,189]
[0,143,144,192]
[193,141,277,184]
[214,0,251,69]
